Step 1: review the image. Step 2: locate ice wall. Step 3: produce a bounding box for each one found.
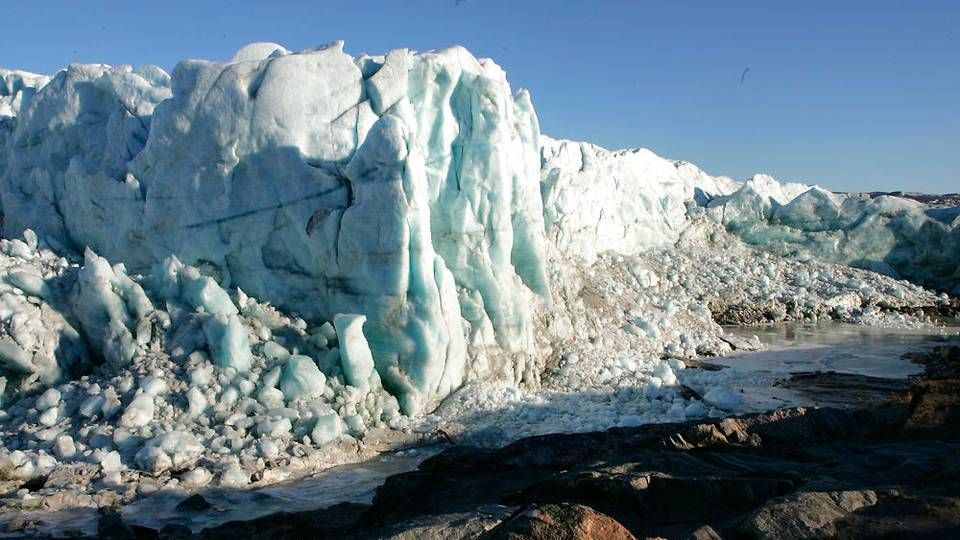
[540,136,739,263]
[0,42,549,413]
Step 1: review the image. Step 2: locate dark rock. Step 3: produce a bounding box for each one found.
[175,494,212,512]
[687,525,722,540]
[159,523,194,539]
[832,491,960,539]
[98,513,136,540]
[363,507,513,539]
[18,473,47,492]
[200,502,367,539]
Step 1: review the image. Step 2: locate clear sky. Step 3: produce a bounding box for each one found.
[5,1,958,193]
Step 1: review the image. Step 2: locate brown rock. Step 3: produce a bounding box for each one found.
[484,503,635,540]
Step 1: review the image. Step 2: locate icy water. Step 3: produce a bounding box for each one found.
[120,448,438,533]
[703,321,960,411]
[9,321,960,537]
[3,448,438,537]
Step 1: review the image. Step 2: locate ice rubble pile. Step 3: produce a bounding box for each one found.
[0,234,404,487]
[704,176,960,295]
[428,214,945,446]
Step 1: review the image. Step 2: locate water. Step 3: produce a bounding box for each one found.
[1,448,437,538]
[122,448,438,533]
[699,322,960,411]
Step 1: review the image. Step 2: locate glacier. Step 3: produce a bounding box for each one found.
[0,41,552,415]
[0,41,957,509]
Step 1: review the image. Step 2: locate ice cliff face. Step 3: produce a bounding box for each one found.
[540,134,960,295]
[0,42,549,413]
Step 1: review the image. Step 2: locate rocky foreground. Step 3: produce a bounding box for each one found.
[66,345,959,539]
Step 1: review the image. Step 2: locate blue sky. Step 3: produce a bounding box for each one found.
[5,1,958,193]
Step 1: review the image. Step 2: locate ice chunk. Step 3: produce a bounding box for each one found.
[279,355,326,402]
[255,417,292,438]
[702,387,742,411]
[366,48,411,114]
[180,466,213,488]
[202,314,252,372]
[52,435,76,459]
[343,414,365,435]
[179,266,238,317]
[38,407,58,426]
[139,375,167,396]
[70,249,153,369]
[232,42,289,62]
[135,431,204,473]
[257,387,285,409]
[185,387,207,418]
[34,388,60,410]
[310,412,343,446]
[0,69,50,118]
[98,450,124,472]
[120,393,154,428]
[333,314,375,390]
